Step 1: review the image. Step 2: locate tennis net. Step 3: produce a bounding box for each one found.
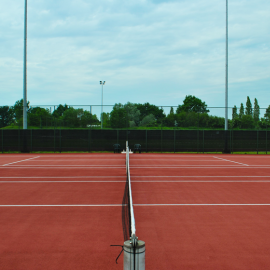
[122,142,137,246]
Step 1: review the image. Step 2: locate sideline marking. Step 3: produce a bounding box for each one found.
[0,204,270,207]
[2,156,40,166]
[213,156,249,166]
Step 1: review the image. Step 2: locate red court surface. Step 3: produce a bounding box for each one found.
[1,153,270,269]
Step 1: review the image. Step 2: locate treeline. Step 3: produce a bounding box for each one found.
[232,97,270,129]
[1,96,270,129]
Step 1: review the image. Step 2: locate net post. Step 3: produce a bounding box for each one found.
[123,239,145,270]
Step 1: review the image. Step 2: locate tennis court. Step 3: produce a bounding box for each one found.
[1,151,270,269]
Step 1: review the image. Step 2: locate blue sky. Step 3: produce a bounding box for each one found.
[0,0,269,115]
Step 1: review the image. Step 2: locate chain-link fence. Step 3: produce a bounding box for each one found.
[1,129,269,153]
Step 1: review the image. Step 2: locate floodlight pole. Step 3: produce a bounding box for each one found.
[23,0,28,129]
[100,81,105,129]
[225,0,228,131]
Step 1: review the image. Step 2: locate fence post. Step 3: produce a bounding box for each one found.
[161,128,163,153]
[197,130,199,153]
[257,130,259,154]
[59,129,62,153]
[174,129,176,153]
[18,128,20,152]
[231,130,233,154]
[266,128,268,155]
[31,129,33,153]
[54,123,56,153]
[203,130,204,154]
[88,129,91,152]
[2,129,3,153]
[146,130,148,153]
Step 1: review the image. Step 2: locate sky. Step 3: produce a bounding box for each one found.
[0,0,269,116]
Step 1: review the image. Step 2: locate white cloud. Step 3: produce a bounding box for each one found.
[0,0,269,115]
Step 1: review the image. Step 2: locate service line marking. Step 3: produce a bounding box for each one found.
[213,156,249,166]
[0,204,270,207]
[1,180,270,183]
[0,176,125,179]
[2,156,40,166]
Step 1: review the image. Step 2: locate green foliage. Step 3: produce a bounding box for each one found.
[0,106,14,128]
[140,114,156,127]
[124,102,140,126]
[135,102,165,123]
[110,104,128,128]
[164,113,176,127]
[239,103,244,119]
[52,104,69,118]
[169,107,174,115]
[232,106,238,119]
[81,111,99,127]
[253,98,260,122]
[28,107,51,127]
[176,95,209,114]
[241,115,254,129]
[264,105,270,122]
[13,99,30,122]
[245,96,252,116]
[101,112,110,128]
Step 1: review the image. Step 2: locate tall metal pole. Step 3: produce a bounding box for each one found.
[23,0,28,129]
[225,0,228,130]
[101,83,103,129]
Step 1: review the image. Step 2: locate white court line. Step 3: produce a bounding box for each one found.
[134,204,270,206]
[0,205,123,207]
[2,156,40,166]
[132,176,270,178]
[0,204,270,207]
[213,156,249,166]
[3,166,270,169]
[0,176,125,178]
[2,165,125,167]
[1,180,270,183]
[0,181,126,183]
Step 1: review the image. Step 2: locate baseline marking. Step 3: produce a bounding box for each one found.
[2,156,40,166]
[1,204,270,207]
[1,180,270,183]
[213,156,249,166]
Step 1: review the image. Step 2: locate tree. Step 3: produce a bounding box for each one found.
[245,96,252,116]
[140,114,156,127]
[52,104,69,118]
[253,98,260,122]
[264,105,270,122]
[12,99,30,123]
[169,107,174,115]
[110,103,128,128]
[241,115,254,129]
[135,103,165,123]
[28,107,51,127]
[176,95,209,114]
[80,111,99,127]
[239,103,244,119]
[61,107,82,127]
[124,102,140,126]
[0,106,14,128]
[232,106,238,119]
